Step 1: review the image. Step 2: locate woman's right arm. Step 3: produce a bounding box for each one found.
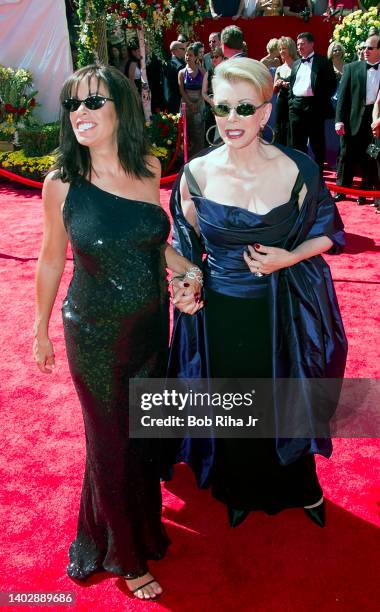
[273,67,283,93]
[202,71,213,106]
[33,172,69,373]
[128,61,139,92]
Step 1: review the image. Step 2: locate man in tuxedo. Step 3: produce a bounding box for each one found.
[288,32,336,173]
[163,41,186,114]
[335,34,380,204]
[204,32,221,73]
[221,25,245,59]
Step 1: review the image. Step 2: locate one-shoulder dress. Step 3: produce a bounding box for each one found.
[183,164,323,513]
[62,177,171,579]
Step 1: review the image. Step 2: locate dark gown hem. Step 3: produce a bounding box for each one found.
[67,541,170,581]
[211,489,323,516]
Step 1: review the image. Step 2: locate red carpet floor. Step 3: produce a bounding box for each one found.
[0,180,379,611]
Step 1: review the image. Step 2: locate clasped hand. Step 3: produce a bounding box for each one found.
[172,277,204,315]
[243,244,296,275]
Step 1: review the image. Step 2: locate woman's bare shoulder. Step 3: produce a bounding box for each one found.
[43,171,70,202]
[265,144,299,170]
[188,148,222,180]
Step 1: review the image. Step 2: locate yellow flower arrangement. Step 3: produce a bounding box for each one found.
[0,149,55,180]
[333,7,380,61]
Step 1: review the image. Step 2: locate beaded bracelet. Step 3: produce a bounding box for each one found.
[184,266,203,285]
[169,266,203,286]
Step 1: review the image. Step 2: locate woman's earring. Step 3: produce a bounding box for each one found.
[259,124,275,145]
[206,124,223,147]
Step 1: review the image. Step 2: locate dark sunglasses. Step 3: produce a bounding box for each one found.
[363,45,376,51]
[211,101,267,117]
[62,95,114,112]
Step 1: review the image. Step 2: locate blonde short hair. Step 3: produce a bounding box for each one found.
[327,41,345,60]
[277,36,297,60]
[213,57,273,104]
[266,38,279,54]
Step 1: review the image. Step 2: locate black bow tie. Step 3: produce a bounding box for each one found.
[301,56,313,63]
[367,62,379,70]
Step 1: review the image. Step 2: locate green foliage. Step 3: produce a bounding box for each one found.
[76,1,210,68]
[0,125,15,141]
[147,111,181,169]
[19,123,60,157]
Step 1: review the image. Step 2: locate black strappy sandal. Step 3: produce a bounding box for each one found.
[132,577,160,600]
[125,573,162,600]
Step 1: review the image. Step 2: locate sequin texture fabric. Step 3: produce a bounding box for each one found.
[62,178,171,579]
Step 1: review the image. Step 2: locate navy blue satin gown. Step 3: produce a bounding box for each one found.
[184,165,323,512]
[62,177,171,579]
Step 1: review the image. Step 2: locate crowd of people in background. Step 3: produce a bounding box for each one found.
[108,15,379,209]
[207,0,380,18]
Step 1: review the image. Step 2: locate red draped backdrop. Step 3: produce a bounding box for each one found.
[164,16,334,58]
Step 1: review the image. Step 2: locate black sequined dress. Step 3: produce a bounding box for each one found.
[62,177,171,579]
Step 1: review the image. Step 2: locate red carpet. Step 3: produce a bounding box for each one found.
[0,180,379,611]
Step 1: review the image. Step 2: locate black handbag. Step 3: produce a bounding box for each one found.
[366,140,380,160]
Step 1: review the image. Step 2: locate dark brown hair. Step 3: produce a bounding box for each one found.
[52,64,153,182]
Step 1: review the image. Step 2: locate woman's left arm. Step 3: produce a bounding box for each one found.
[244,236,333,275]
[147,156,203,312]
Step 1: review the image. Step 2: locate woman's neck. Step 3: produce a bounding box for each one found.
[221,137,270,173]
[333,58,344,71]
[89,145,122,178]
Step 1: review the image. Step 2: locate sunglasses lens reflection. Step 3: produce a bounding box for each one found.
[62,95,109,112]
[212,103,256,117]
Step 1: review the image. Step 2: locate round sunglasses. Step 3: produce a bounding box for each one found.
[211,101,267,118]
[62,95,114,112]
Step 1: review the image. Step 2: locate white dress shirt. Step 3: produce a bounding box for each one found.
[293,53,314,97]
[366,64,380,106]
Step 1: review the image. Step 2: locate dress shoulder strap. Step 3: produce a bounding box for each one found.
[183,164,203,198]
[290,170,304,200]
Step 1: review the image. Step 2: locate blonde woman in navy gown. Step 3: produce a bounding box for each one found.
[169,58,347,529]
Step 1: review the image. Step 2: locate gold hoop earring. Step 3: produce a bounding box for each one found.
[206,124,222,147]
[259,124,275,145]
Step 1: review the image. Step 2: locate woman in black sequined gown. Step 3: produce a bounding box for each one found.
[33,65,202,599]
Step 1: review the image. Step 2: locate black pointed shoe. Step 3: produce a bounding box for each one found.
[303,501,326,528]
[228,507,250,528]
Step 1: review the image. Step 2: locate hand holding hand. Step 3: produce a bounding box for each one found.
[172,279,204,315]
[243,244,296,276]
[33,335,55,374]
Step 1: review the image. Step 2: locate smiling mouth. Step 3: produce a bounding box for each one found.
[77,122,96,132]
[225,130,245,139]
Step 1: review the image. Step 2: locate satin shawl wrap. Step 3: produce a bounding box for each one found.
[167,146,347,487]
